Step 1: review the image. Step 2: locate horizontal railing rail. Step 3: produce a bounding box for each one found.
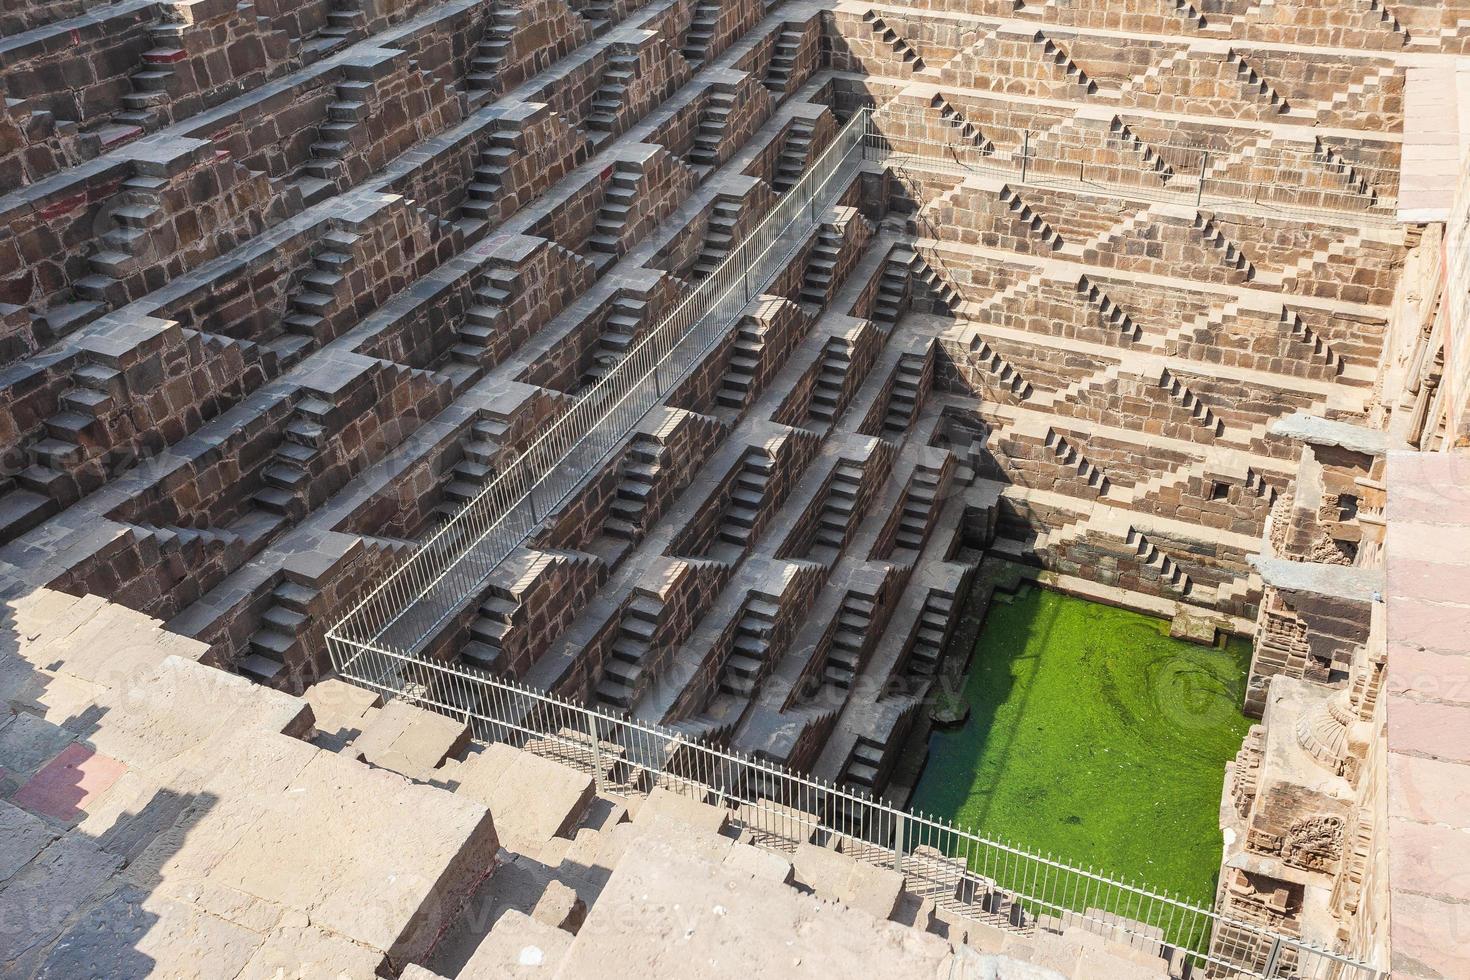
[326,638,1383,980]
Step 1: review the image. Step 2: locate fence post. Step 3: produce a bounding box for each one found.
[1261,936,1283,978]
[1197,150,1208,208]
[894,811,906,875]
[585,709,604,794]
[1020,130,1030,183]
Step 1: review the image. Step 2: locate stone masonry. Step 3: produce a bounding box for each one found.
[1,1,1467,976]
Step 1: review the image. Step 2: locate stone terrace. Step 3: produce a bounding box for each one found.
[0,0,1454,850]
[0,578,1192,977]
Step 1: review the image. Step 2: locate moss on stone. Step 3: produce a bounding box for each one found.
[910,588,1251,905]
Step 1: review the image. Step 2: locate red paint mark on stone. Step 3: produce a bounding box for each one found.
[85,178,125,205]
[38,192,88,221]
[13,743,126,823]
[70,28,80,46]
[142,48,187,65]
[601,166,614,182]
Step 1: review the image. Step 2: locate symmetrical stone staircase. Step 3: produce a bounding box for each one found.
[823,592,877,689]
[603,434,664,539]
[241,577,317,684]
[720,595,779,695]
[717,451,775,552]
[596,591,665,708]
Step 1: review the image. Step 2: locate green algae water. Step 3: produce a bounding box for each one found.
[910,587,1252,905]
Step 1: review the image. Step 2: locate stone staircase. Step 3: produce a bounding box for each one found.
[841,736,885,790]
[587,50,638,135]
[808,460,863,558]
[799,225,843,306]
[280,232,357,354]
[240,577,318,684]
[305,0,368,59]
[1114,458,1209,506]
[603,433,664,539]
[291,80,374,205]
[1074,275,1144,343]
[681,0,720,65]
[583,296,646,387]
[687,88,735,170]
[804,337,854,428]
[466,4,521,97]
[1074,206,1151,258]
[1228,49,1292,113]
[116,24,186,130]
[893,464,941,552]
[1158,367,1226,435]
[461,125,521,227]
[1309,64,1399,121]
[692,197,739,276]
[823,592,876,689]
[437,416,509,518]
[717,451,775,551]
[1268,233,1363,292]
[720,595,780,696]
[1312,139,1378,203]
[968,338,1036,400]
[1032,358,1125,410]
[999,186,1065,251]
[1162,299,1239,353]
[882,353,924,435]
[464,588,517,669]
[587,163,642,259]
[763,27,802,93]
[929,93,994,152]
[715,319,764,411]
[0,360,123,539]
[1044,430,1110,496]
[76,178,168,311]
[453,265,518,364]
[871,249,912,325]
[906,590,955,677]
[1193,213,1256,278]
[772,119,813,192]
[908,251,965,315]
[574,0,614,31]
[252,398,331,521]
[1034,30,1097,95]
[596,591,665,709]
[290,81,373,204]
[1127,526,1194,594]
[861,10,928,73]
[1282,309,1342,373]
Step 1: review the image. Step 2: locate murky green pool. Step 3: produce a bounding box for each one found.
[909,587,1251,904]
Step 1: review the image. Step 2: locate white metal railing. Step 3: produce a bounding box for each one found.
[322,105,1391,980]
[328,639,1383,980]
[328,108,875,659]
[329,103,1398,661]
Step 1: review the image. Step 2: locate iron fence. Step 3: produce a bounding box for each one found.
[327,638,1383,980]
[323,103,1393,980]
[330,108,877,657]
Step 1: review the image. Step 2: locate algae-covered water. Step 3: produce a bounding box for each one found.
[910,587,1252,904]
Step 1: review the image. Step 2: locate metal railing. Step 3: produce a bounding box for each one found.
[324,105,1390,980]
[329,108,876,658]
[330,103,1398,663]
[329,639,1383,980]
